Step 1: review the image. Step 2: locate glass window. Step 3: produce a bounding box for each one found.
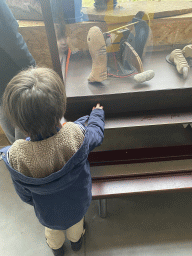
[21,0,192,122]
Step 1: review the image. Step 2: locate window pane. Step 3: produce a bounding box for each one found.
[17,0,192,119]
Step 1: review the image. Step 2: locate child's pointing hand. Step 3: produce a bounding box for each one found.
[92,103,103,110]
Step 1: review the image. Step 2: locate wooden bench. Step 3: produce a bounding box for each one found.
[90,144,192,217]
[91,172,192,217]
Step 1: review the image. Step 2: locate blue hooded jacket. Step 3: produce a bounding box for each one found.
[0,109,105,230]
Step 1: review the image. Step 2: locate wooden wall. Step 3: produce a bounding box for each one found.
[18,21,53,68]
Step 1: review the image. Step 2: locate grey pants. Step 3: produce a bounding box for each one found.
[0,106,25,144]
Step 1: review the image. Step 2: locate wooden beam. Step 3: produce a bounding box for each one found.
[151,12,192,48]
[86,1,192,24]
[39,0,63,79]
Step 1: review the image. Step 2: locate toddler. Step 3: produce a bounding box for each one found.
[1,67,105,256]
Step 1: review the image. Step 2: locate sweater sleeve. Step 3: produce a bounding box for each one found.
[86,109,105,153]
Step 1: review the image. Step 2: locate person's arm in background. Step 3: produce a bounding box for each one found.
[0,0,36,69]
[0,0,36,144]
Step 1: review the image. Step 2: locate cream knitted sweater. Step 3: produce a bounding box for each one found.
[9,122,84,178]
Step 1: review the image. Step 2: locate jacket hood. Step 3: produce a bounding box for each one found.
[1,131,90,195]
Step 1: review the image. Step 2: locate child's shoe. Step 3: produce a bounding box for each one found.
[71,236,83,251]
[51,245,64,256]
[51,246,64,256]
[70,221,86,252]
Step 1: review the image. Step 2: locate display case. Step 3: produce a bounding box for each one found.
[38,0,192,184]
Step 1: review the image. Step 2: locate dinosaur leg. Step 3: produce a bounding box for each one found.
[169,49,189,79]
[182,44,192,58]
[87,26,107,82]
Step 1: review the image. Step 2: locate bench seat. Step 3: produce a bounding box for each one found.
[91,160,192,217]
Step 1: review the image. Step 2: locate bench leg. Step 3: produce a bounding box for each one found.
[99,199,107,218]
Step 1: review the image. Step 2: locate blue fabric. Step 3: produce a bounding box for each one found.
[0,0,36,100]
[1,109,105,230]
[0,0,36,68]
[51,0,85,24]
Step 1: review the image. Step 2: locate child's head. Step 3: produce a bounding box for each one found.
[3,67,66,141]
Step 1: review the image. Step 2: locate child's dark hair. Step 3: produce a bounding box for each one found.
[3,67,66,141]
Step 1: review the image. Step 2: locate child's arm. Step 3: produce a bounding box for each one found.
[73,104,105,152]
[87,104,105,153]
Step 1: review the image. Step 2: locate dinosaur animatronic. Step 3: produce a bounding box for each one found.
[87,11,155,84]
